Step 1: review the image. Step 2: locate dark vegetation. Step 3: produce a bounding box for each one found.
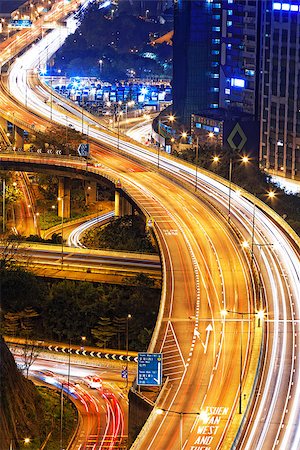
[54,2,172,80]
[0,337,77,449]
[1,267,160,351]
[174,144,300,236]
[82,214,157,253]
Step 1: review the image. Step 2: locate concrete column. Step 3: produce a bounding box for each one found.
[115,190,120,217]
[123,198,132,216]
[14,126,24,149]
[0,116,7,132]
[85,181,97,204]
[58,177,71,218]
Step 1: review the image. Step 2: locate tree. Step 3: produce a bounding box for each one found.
[91,317,116,348]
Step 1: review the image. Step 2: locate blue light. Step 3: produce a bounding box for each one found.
[231,78,245,88]
[273,2,300,11]
[141,87,148,95]
[214,127,220,133]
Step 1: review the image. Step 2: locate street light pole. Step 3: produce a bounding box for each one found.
[57,196,64,265]
[2,178,5,233]
[60,384,64,450]
[125,313,131,388]
[157,119,161,169]
[228,157,233,222]
[195,136,199,191]
[221,308,264,414]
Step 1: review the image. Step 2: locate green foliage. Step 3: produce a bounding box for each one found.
[54,3,172,80]
[82,214,157,253]
[1,268,46,315]
[31,125,81,156]
[92,317,117,348]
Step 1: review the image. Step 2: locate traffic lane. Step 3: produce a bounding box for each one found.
[132,172,252,449]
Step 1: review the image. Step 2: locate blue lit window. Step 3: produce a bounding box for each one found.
[231,78,245,88]
[211,62,219,67]
[212,38,220,44]
[228,0,233,3]
[211,87,219,92]
[273,2,299,11]
[212,50,220,55]
[228,10,233,15]
[211,74,220,78]
[214,3,221,8]
[225,88,231,95]
[212,26,220,31]
[210,104,219,108]
[214,127,220,133]
[213,14,221,19]
[245,69,255,76]
[227,43,232,49]
[227,21,233,26]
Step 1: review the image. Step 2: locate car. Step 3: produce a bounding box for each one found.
[84,376,102,390]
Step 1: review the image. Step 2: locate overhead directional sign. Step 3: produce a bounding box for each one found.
[77,143,90,157]
[137,353,162,386]
[10,19,32,28]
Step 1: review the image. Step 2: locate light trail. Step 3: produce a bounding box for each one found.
[67,211,114,247]
[3,9,300,448]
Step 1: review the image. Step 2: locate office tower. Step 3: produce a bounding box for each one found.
[259,1,300,181]
[172,0,260,128]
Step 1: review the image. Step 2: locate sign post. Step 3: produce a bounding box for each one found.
[137,353,162,386]
[77,143,90,158]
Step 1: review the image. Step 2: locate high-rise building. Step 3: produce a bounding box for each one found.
[172,0,260,129]
[259,1,300,181]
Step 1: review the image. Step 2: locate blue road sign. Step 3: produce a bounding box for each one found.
[10,20,32,28]
[77,143,90,157]
[121,368,128,379]
[137,353,162,386]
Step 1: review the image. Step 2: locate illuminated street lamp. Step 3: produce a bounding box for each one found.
[99,59,103,74]
[57,196,64,265]
[125,313,132,388]
[221,308,265,415]
[228,154,249,222]
[155,407,202,449]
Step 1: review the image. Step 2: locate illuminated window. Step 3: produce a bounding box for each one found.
[231,78,245,88]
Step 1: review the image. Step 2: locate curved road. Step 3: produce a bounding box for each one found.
[0,4,299,449]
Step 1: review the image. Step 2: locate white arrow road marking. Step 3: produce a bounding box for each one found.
[76,349,80,355]
[90,351,94,357]
[97,352,102,358]
[48,345,52,351]
[203,324,213,354]
[54,346,59,352]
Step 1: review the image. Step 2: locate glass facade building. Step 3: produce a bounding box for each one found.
[172,0,260,128]
[259,1,300,181]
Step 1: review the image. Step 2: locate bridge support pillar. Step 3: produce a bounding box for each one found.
[115,190,120,217]
[58,177,71,218]
[115,190,132,218]
[14,126,24,149]
[0,116,7,132]
[121,197,132,216]
[85,181,97,204]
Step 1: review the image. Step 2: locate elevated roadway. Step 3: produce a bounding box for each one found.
[1,3,300,450]
[10,242,161,284]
